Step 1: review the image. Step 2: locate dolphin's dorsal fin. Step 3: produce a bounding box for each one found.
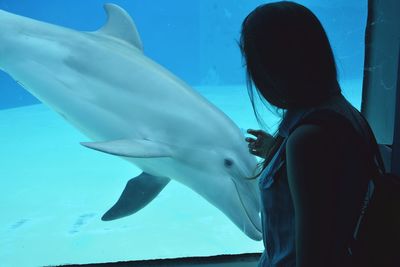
[96,3,143,51]
[80,139,172,158]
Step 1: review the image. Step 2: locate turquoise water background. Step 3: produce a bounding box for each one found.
[0,1,366,266]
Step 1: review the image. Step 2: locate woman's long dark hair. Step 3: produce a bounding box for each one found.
[239,1,341,175]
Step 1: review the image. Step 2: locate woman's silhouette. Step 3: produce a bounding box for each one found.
[241,2,370,266]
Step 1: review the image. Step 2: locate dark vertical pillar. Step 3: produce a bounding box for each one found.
[392,46,400,175]
[361,0,400,172]
[361,0,400,146]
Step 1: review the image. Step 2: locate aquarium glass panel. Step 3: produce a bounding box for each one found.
[0,0,367,266]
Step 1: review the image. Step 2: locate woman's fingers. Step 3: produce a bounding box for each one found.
[245,129,274,158]
[245,137,256,143]
[246,130,265,148]
[247,129,264,137]
[246,137,260,153]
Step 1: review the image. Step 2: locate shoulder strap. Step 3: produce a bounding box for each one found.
[289,108,386,176]
[356,112,386,174]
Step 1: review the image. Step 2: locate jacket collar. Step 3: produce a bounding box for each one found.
[277,93,345,137]
[278,107,314,138]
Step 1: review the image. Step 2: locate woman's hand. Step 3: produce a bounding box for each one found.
[245,129,275,158]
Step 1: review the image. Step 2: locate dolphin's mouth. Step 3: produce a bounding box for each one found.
[232,179,262,236]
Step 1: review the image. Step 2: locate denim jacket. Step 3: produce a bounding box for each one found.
[257,107,315,267]
[257,96,369,267]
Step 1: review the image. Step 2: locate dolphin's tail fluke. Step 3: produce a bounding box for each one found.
[101,172,170,221]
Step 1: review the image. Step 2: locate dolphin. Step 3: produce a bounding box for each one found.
[0,4,262,240]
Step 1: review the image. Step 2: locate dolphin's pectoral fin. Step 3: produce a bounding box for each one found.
[102,173,170,221]
[95,3,143,51]
[80,139,173,158]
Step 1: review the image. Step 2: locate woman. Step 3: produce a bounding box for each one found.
[240,2,371,267]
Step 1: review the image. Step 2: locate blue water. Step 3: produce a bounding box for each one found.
[0,1,367,266]
[0,0,366,109]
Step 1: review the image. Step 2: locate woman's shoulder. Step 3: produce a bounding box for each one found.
[285,107,366,174]
[286,123,333,163]
[286,108,345,146]
[291,106,363,142]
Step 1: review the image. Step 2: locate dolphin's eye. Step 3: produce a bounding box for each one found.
[224,158,234,168]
